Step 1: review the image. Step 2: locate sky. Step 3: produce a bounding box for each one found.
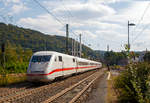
[0,0,150,52]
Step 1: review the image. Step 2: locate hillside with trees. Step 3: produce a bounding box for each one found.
[0,22,102,74]
[0,22,102,59]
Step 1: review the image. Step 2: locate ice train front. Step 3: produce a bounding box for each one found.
[27,53,52,82]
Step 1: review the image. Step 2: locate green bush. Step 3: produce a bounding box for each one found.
[0,74,26,86]
[2,62,28,74]
[144,52,150,62]
[0,41,32,74]
[114,62,150,103]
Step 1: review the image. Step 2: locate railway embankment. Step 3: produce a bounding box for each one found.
[0,69,102,103]
[79,69,119,103]
[0,68,122,103]
[0,73,26,86]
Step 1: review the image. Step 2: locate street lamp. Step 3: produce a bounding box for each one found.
[128,21,135,52]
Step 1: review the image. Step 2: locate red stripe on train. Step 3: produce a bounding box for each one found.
[27,66,98,76]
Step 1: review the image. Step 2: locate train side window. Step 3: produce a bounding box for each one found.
[59,56,62,62]
[73,58,75,62]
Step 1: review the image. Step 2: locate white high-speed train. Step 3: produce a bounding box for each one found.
[27,51,102,82]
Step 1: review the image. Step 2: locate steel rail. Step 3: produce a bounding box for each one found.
[42,69,103,103]
[0,71,97,103]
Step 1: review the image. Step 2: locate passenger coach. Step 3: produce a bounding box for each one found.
[27,51,102,82]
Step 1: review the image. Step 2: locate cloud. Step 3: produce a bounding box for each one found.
[6,0,20,3]
[0,0,29,15]
[96,30,126,43]
[88,0,129,4]
[100,1,150,24]
[15,0,150,51]
[17,0,124,51]
[120,1,149,20]
[53,2,116,20]
[17,14,64,35]
[17,0,116,37]
[1,0,21,6]
[11,3,29,14]
[131,28,150,51]
[76,30,97,38]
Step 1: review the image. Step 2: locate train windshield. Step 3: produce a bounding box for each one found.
[31,55,51,62]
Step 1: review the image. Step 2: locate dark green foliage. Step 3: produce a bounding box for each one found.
[104,51,127,65]
[144,52,150,62]
[0,41,32,74]
[114,62,150,103]
[0,22,101,60]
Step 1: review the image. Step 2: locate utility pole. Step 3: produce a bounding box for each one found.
[66,24,69,54]
[107,44,109,52]
[72,38,74,56]
[128,21,130,52]
[146,48,148,53]
[76,38,78,57]
[1,43,5,74]
[45,39,47,51]
[128,21,135,52]
[79,34,82,57]
[74,39,76,56]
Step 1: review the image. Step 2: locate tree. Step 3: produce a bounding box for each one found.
[104,51,127,66]
[143,52,150,62]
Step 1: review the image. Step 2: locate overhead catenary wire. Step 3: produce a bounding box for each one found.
[33,0,80,37]
[32,0,65,26]
[0,15,5,22]
[82,33,124,49]
[131,2,150,33]
[131,2,150,42]
[60,0,74,18]
[132,23,150,44]
[59,0,74,24]
[32,0,123,51]
[32,0,81,54]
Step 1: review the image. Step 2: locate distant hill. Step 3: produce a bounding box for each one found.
[0,22,102,60]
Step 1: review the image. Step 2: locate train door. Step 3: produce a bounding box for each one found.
[72,58,76,74]
[75,58,78,73]
[57,56,63,77]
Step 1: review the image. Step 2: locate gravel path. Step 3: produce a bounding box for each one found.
[85,73,108,103]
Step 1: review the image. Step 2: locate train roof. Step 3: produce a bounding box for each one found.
[33,51,101,64]
[33,51,77,57]
[33,51,61,55]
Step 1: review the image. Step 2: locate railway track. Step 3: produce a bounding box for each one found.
[0,81,55,103]
[42,69,103,103]
[0,69,104,103]
[0,82,33,98]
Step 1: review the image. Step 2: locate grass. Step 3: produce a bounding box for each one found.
[106,72,118,103]
[0,74,26,86]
